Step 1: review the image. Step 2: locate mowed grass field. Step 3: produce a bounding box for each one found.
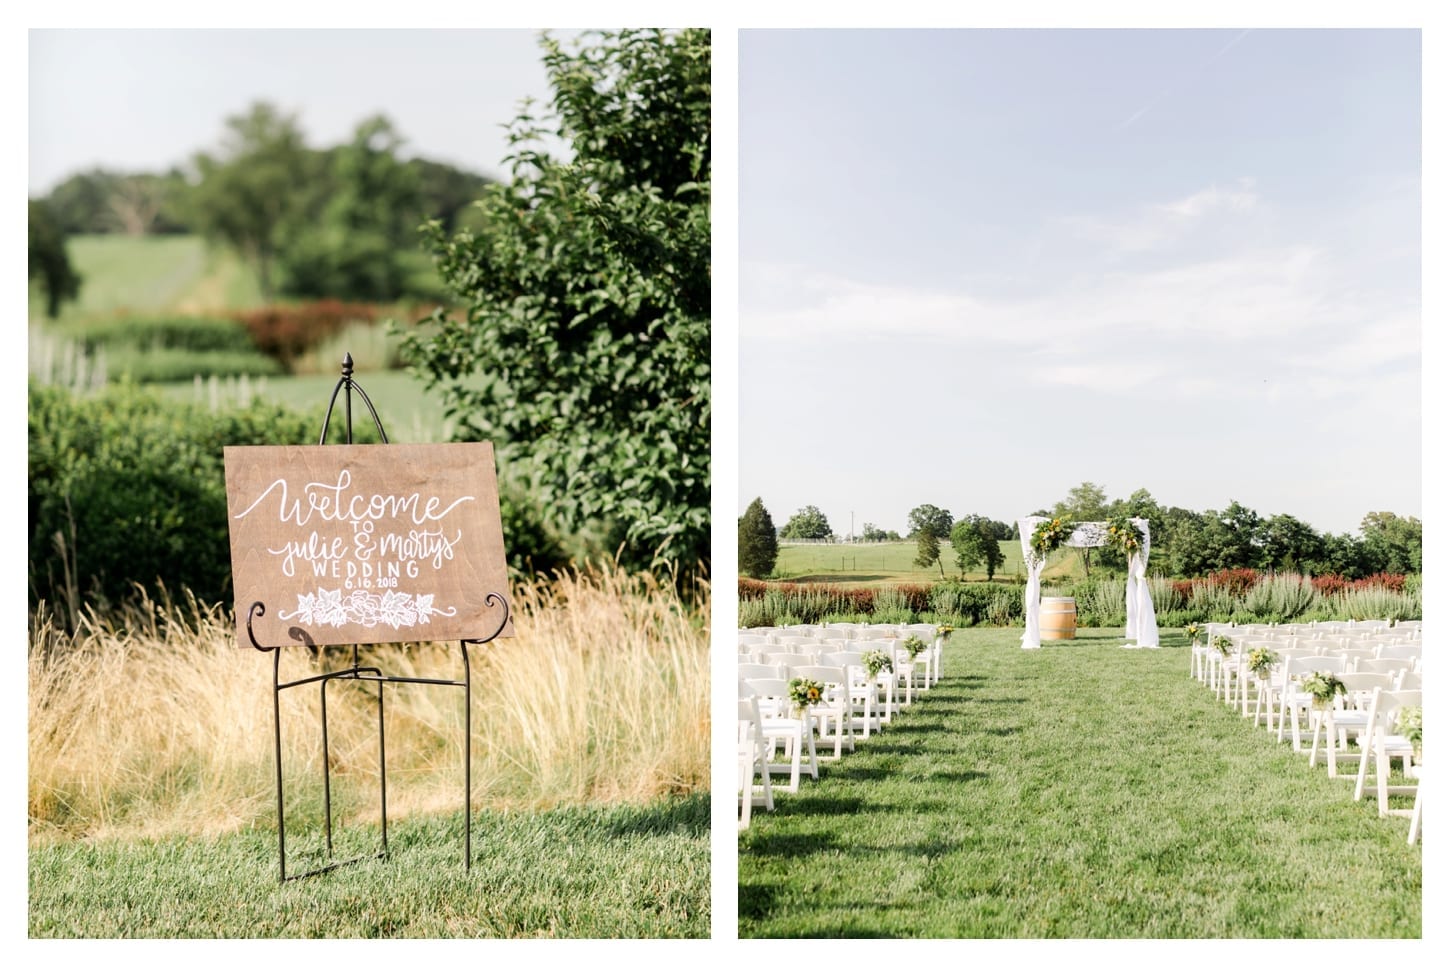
[772,540,1085,586]
[33,234,458,441]
[30,234,265,321]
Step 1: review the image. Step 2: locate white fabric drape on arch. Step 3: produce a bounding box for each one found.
[1016,516,1158,649]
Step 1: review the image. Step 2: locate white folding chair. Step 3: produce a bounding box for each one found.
[737,696,774,828]
[742,678,819,794]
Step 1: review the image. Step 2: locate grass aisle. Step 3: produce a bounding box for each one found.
[738,628,1421,938]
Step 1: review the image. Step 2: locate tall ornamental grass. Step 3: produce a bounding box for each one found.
[29,566,708,841]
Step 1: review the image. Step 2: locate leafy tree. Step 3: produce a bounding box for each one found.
[408,157,493,234]
[914,527,945,579]
[277,115,424,300]
[1053,481,1110,575]
[1359,511,1421,574]
[907,504,953,540]
[1053,481,1109,521]
[780,505,832,541]
[1319,532,1373,579]
[738,498,779,579]
[28,200,82,317]
[860,522,888,542]
[1258,513,1324,573]
[949,517,1004,580]
[399,29,710,573]
[190,101,312,300]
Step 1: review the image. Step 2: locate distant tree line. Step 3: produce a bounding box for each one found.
[737,484,1421,581]
[28,102,494,313]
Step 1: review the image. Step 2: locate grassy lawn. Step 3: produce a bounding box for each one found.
[30,234,263,321]
[773,541,1083,586]
[738,627,1421,938]
[30,794,709,938]
[156,368,465,444]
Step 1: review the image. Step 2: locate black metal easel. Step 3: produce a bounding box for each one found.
[244,353,509,882]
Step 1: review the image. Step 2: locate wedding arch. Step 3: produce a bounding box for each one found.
[1017,516,1159,650]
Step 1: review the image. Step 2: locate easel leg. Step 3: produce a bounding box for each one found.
[378,675,388,855]
[272,648,287,884]
[321,678,333,857]
[461,641,472,870]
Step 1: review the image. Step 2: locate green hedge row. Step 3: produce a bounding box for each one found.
[737,576,1422,629]
[29,383,568,617]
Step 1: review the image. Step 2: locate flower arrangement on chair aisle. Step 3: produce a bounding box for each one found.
[1210,634,1235,657]
[788,678,827,716]
[1030,517,1072,558]
[901,634,928,659]
[1397,706,1422,764]
[1302,670,1347,711]
[861,650,893,679]
[1104,515,1142,555]
[1247,647,1280,679]
[1184,623,1202,646]
[936,624,954,641]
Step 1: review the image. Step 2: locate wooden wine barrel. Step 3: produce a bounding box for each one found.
[1040,597,1077,640]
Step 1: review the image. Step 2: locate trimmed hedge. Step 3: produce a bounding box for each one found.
[29,383,569,616]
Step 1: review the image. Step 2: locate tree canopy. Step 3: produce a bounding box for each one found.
[780,505,833,541]
[399,29,710,573]
[28,200,82,318]
[738,498,779,579]
[906,504,953,541]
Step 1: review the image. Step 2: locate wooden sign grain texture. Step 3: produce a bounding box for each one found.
[224,442,513,648]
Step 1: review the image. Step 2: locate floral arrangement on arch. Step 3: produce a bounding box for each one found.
[1104,515,1142,555]
[788,677,827,711]
[1030,517,1072,557]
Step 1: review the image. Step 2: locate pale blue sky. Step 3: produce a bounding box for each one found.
[739,28,1424,539]
[28,28,580,194]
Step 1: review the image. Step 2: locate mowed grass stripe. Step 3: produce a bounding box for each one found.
[738,627,1421,938]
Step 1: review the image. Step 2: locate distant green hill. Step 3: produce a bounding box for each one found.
[29,234,264,323]
[768,540,1088,586]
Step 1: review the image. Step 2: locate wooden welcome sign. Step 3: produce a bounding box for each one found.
[223,442,513,648]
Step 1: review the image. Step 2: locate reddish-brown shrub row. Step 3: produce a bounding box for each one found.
[231,301,440,371]
[1311,572,1406,595]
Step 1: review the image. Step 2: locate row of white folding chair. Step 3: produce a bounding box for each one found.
[739,651,896,738]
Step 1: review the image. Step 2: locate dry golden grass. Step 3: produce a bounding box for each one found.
[28,566,708,842]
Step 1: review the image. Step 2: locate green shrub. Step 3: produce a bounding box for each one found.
[29,382,566,617]
[100,347,285,383]
[28,382,318,613]
[58,315,259,354]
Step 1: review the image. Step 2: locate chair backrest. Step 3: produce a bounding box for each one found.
[1397,671,1422,691]
[772,654,817,675]
[1327,649,1378,668]
[742,677,792,717]
[1375,645,1422,661]
[737,635,768,648]
[1284,654,1347,680]
[1336,672,1399,709]
[737,662,783,682]
[1366,688,1421,740]
[795,664,847,703]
